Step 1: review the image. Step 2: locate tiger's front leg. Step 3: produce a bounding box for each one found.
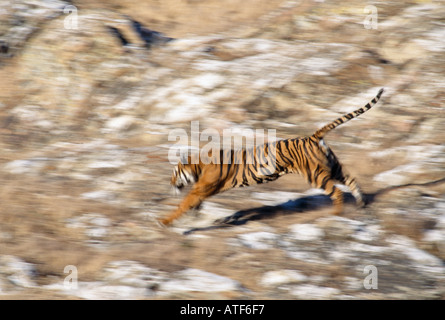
[159,179,218,226]
[159,191,202,225]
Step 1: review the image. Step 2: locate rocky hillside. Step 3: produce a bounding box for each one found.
[0,0,444,299]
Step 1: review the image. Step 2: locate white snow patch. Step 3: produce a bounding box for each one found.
[260,270,308,287]
[290,284,340,299]
[159,268,241,293]
[289,224,324,241]
[238,232,278,250]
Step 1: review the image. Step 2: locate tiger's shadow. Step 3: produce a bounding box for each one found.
[183,193,356,235]
[183,177,445,235]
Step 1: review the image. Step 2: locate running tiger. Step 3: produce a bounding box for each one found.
[160,88,384,226]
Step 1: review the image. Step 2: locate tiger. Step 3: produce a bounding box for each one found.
[159,88,384,226]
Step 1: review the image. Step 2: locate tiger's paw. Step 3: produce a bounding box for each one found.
[157,218,172,228]
[357,195,368,208]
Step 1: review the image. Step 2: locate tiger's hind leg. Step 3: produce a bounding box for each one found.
[324,148,365,210]
[320,178,344,215]
[341,175,366,207]
[330,161,366,208]
[303,161,344,215]
[315,172,365,215]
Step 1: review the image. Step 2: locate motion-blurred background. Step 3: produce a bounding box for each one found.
[0,0,444,299]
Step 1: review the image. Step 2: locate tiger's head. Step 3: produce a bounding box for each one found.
[171,162,197,192]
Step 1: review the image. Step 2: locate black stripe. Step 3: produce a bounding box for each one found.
[304,161,313,184]
[252,146,258,167]
[247,165,263,183]
[275,162,285,172]
[312,164,322,182]
[242,169,248,186]
[292,140,305,165]
[319,174,330,190]
[231,165,240,187]
[277,141,294,165]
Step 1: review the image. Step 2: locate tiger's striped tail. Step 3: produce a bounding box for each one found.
[313,88,384,139]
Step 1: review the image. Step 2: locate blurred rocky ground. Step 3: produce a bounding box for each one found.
[0,0,444,299]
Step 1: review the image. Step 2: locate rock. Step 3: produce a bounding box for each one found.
[44,260,166,299]
[80,190,117,203]
[65,213,112,240]
[422,230,445,260]
[288,224,324,242]
[0,0,66,58]
[14,7,151,125]
[421,206,445,260]
[159,268,243,294]
[317,216,382,242]
[373,145,445,187]
[44,264,243,299]
[102,260,167,289]
[1,0,444,300]
[316,217,356,240]
[87,160,126,170]
[388,236,443,266]
[290,284,340,300]
[9,105,54,129]
[191,73,225,90]
[4,159,46,175]
[127,18,174,48]
[285,250,327,265]
[379,40,426,65]
[44,281,148,300]
[0,255,36,290]
[103,115,138,133]
[238,232,278,250]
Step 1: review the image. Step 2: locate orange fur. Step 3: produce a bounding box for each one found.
[160,89,384,226]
